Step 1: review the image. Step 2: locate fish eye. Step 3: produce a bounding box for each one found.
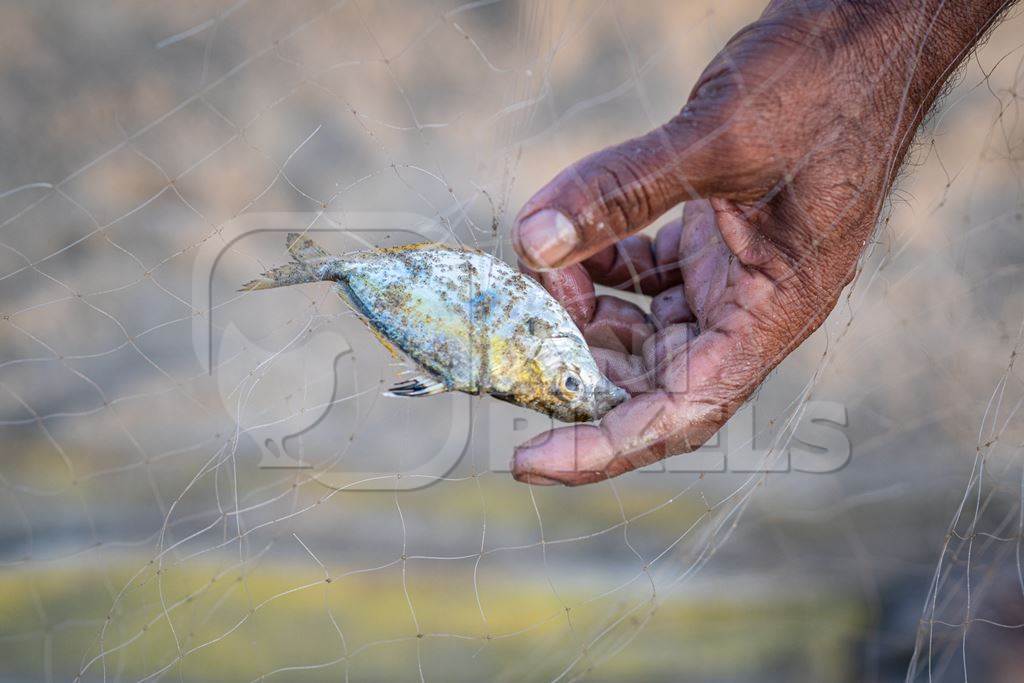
[561,371,581,395]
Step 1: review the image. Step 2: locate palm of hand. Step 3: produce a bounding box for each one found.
[514,194,830,485]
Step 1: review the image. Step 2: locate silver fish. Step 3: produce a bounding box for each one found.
[241,233,628,422]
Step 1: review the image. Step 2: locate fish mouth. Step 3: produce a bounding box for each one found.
[591,377,629,419]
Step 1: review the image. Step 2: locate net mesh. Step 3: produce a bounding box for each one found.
[1,1,1023,681]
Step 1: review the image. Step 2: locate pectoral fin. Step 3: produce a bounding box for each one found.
[385,376,448,397]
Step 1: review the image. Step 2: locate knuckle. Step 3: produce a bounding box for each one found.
[672,66,785,196]
[580,149,662,237]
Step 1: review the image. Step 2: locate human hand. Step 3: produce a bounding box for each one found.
[510,0,1011,485]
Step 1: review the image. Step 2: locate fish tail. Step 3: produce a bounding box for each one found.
[238,232,337,291]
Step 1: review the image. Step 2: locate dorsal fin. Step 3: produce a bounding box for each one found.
[286,232,331,265]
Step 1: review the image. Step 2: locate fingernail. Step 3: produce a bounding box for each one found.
[516,210,578,268]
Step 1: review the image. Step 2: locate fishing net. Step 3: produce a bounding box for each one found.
[1,1,1023,681]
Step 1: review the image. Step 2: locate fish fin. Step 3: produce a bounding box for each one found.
[286,232,331,264]
[384,376,448,397]
[238,263,318,291]
[239,233,335,291]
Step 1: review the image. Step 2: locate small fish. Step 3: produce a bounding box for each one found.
[241,233,629,422]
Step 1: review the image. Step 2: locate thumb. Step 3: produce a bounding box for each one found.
[513,74,779,270]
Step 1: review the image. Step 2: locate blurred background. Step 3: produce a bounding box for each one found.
[1,1,1023,681]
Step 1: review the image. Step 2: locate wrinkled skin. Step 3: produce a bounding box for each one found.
[510,0,1012,485]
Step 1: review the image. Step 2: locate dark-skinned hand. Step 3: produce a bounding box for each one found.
[511,0,1013,485]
